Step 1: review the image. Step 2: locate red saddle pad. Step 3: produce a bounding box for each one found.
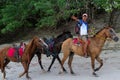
[7,47,24,57]
[73,38,90,45]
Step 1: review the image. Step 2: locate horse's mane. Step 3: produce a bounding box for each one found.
[26,36,38,52]
[29,36,36,46]
[93,27,109,37]
[56,31,71,39]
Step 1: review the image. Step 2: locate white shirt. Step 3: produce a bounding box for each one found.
[80,23,87,35]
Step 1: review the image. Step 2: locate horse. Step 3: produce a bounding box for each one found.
[0,36,47,80]
[59,27,119,76]
[35,31,73,72]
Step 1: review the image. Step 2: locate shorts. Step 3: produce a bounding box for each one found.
[80,35,88,41]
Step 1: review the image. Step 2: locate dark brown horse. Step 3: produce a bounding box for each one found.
[35,31,73,72]
[0,36,47,80]
[60,27,119,76]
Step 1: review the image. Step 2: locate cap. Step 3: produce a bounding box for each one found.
[82,13,88,17]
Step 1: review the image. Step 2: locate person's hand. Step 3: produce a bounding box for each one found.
[71,16,76,19]
[71,16,79,21]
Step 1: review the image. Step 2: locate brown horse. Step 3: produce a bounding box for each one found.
[60,27,119,76]
[0,36,47,80]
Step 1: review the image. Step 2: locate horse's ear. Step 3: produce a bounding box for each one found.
[105,24,114,29]
[103,24,111,29]
[24,43,27,47]
[33,36,38,39]
[30,36,36,45]
[63,29,66,33]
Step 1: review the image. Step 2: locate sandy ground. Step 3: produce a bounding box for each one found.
[0,34,120,80]
[0,50,120,80]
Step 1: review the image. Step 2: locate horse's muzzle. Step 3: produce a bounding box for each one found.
[113,36,119,42]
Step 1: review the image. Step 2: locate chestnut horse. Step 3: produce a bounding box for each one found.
[0,36,47,80]
[35,31,73,72]
[60,27,119,76]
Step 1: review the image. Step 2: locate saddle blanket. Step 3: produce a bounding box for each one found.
[7,47,24,57]
[72,38,90,46]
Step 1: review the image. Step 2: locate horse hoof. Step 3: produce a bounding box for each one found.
[94,68,99,71]
[3,78,7,80]
[59,71,65,74]
[47,70,51,72]
[71,71,75,74]
[59,69,65,74]
[71,72,76,76]
[64,70,67,73]
[27,76,31,80]
[18,74,22,78]
[93,72,99,77]
[42,70,46,73]
[59,71,62,74]
[63,68,67,71]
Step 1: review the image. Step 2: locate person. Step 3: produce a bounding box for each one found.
[71,13,89,58]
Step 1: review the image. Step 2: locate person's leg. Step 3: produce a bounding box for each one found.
[81,35,88,58]
[84,41,88,57]
[77,34,81,41]
[77,34,82,44]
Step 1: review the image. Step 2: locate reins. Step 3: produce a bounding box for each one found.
[95,34,106,41]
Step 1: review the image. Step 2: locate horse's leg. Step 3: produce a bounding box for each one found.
[4,59,10,67]
[56,55,67,72]
[68,52,74,74]
[19,62,26,77]
[37,53,46,72]
[1,60,10,80]
[47,57,56,72]
[1,69,6,80]
[94,57,103,71]
[0,57,9,80]
[1,61,6,80]
[19,62,30,79]
[91,57,98,77]
[26,61,31,79]
[59,51,70,74]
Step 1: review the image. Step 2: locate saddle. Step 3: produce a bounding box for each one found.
[7,43,25,62]
[72,38,90,46]
[45,38,54,52]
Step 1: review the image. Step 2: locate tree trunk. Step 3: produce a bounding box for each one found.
[108,8,118,28]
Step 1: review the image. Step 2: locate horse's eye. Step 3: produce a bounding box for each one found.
[39,40,41,43]
[109,29,113,33]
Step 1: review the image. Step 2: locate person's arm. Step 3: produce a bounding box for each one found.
[71,15,79,22]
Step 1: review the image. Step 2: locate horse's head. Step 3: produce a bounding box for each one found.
[32,36,48,50]
[104,27,119,42]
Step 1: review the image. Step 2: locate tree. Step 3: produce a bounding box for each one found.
[93,0,120,26]
[0,0,119,34]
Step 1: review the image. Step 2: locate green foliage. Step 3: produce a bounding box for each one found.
[93,0,120,13]
[1,21,21,33]
[0,0,36,34]
[34,1,56,27]
[0,0,119,34]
